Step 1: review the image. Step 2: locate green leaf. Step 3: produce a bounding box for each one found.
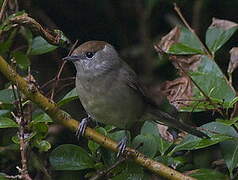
[88,140,100,154]
[169,42,204,55]
[0,117,18,128]
[0,89,15,104]
[0,28,18,54]
[57,88,78,107]
[101,130,129,166]
[154,156,185,169]
[35,140,51,152]
[0,173,8,180]
[0,110,10,116]
[169,122,234,155]
[180,55,236,112]
[29,36,58,55]
[12,51,30,70]
[32,123,48,139]
[132,134,157,158]
[190,169,229,180]
[112,161,144,180]
[49,144,94,170]
[87,127,105,154]
[32,113,53,124]
[206,19,238,53]
[141,121,173,155]
[205,121,238,178]
[168,26,204,54]
[12,132,36,144]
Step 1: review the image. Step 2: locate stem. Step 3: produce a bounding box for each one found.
[0,0,9,21]
[0,55,196,180]
[50,40,78,100]
[173,3,213,59]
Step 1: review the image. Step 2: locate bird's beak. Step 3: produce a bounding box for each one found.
[62,55,80,62]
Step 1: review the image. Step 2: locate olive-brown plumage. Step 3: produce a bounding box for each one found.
[64,41,208,141]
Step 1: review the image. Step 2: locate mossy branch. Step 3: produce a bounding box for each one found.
[0,56,196,180]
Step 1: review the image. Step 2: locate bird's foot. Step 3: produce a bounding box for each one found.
[76,115,91,139]
[117,136,128,158]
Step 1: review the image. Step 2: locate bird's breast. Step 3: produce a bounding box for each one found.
[75,75,145,129]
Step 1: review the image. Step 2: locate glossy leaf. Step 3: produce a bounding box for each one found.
[168,26,204,54]
[57,88,78,107]
[132,134,157,158]
[206,18,238,53]
[180,55,236,112]
[169,122,235,155]
[12,51,30,70]
[141,121,173,155]
[32,113,53,124]
[0,117,18,128]
[112,162,144,180]
[0,173,8,180]
[50,144,94,170]
[29,36,57,55]
[154,156,183,168]
[36,140,51,152]
[0,89,15,104]
[190,169,229,180]
[0,110,10,116]
[206,121,238,178]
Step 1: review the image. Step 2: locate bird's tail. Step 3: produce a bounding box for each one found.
[148,108,209,138]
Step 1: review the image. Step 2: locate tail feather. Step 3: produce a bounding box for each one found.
[149,109,209,138]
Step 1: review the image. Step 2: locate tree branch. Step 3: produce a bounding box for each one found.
[0,56,196,180]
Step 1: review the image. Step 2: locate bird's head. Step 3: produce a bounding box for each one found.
[63,41,120,75]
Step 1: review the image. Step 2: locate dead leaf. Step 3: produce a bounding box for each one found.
[157,26,180,52]
[209,18,238,30]
[170,55,202,75]
[156,124,175,142]
[228,47,238,74]
[161,77,193,109]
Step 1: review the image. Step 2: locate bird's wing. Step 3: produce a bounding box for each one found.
[119,61,158,107]
[119,61,208,138]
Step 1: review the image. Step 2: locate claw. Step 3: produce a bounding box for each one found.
[117,136,128,158]
[76,115,91,139]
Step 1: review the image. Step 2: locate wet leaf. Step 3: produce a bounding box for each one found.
[32,113,53,124]
[12,51,30,70]
[132,134,157,158]
[161,55,236,111]
[206,18,238,53]
[57,88,78,106]
[50,144,94,170]
[0,117,18,128]
[169,122,235,155]
[158,26,204,55]
[141,121,173,155]
[29,36,58,55]
[0,89,15,104]
[190,169,229,180]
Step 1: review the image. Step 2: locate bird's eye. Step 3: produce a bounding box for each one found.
[85,52,95,59]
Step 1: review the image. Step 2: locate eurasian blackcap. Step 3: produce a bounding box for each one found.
[63,41,208,155]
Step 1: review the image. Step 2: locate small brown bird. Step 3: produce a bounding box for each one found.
[63,41,208,155]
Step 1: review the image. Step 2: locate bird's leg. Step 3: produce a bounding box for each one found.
[116,131,130,158]
[76,114,91,138]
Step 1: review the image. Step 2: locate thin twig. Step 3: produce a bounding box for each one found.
[11,85,32,180]
[0,55,197,180]
[154,45,225,117]
[10,59,32,180]
[90,157,127,180]
[40,77,75,90]
[0,0,9,21]
[173,3,213,59]
[50,40,79,100]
